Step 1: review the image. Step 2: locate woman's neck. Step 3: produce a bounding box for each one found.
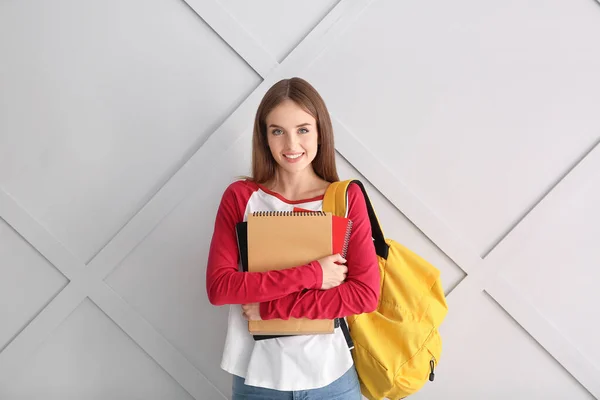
[266,168,328,201]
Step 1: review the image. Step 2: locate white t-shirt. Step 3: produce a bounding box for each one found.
[208,180,380,390]
[219,184,353,390]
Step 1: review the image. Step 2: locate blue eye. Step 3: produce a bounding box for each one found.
[271,129,283,136]
[299,128,309,134]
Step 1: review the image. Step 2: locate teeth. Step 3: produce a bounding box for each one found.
[284,153,303,159]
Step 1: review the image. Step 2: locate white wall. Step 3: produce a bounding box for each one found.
[1,0,599,399]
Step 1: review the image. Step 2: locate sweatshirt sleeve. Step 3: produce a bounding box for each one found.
[206,182,324,306]
[259,183,381,320]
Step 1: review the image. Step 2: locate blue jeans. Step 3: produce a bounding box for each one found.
[232,365,362,400]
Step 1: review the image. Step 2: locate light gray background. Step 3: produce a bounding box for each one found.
[1,1,599,399]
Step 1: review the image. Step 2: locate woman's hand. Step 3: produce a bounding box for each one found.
[318,253,348,290]
[242,303,262,321]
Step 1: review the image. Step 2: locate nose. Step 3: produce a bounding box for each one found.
[285,131,299,148]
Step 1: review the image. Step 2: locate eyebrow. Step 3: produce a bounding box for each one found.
[268,123,312,129]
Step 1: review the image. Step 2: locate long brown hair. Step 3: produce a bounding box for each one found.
[250,77,339,184]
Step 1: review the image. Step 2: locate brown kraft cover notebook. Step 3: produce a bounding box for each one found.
[246,211,351,336]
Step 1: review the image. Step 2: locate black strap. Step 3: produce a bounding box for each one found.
[338,180,385,351]
[348,180,389,260]
[339,318,354,350]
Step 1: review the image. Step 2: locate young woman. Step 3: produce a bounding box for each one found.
[206,77,380,399]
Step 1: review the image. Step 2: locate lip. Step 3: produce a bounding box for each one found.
[283,152,305,163]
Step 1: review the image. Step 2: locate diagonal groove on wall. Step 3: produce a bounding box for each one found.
[478,134,600,398]
[0,277,68,355]
[89,285,227,399]
[481,136,600,259]
[333,133,468,296]
[484,281,600,397]
[0,195,228,399]
[181,0,278,77]
[332,118,483,276]
[481,287,595,398]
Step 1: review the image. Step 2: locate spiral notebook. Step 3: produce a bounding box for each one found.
[235,211,353,339]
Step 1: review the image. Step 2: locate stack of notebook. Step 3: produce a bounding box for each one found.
[235,210,353,340]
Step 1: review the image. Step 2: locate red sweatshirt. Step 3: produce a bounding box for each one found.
[205,180,380,320]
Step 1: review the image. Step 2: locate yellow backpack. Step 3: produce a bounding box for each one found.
[323,180,449,400]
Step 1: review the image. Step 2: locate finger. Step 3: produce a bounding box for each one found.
[333,253,345,262]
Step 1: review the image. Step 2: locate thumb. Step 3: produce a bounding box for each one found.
[335,253,347,263]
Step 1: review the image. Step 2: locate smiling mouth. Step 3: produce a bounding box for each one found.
[283,153,304,159]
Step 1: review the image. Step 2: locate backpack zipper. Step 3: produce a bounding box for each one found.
[429,356,436,382]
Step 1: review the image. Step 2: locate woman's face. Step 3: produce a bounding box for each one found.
[265,99,319,176]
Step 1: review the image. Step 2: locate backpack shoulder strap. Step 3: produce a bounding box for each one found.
[324,180,389,260]
[323,180,352,217]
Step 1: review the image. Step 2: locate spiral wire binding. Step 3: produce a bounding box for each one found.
[342,220,353,257]
[251,210,352,256]
[252,211,326,217]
